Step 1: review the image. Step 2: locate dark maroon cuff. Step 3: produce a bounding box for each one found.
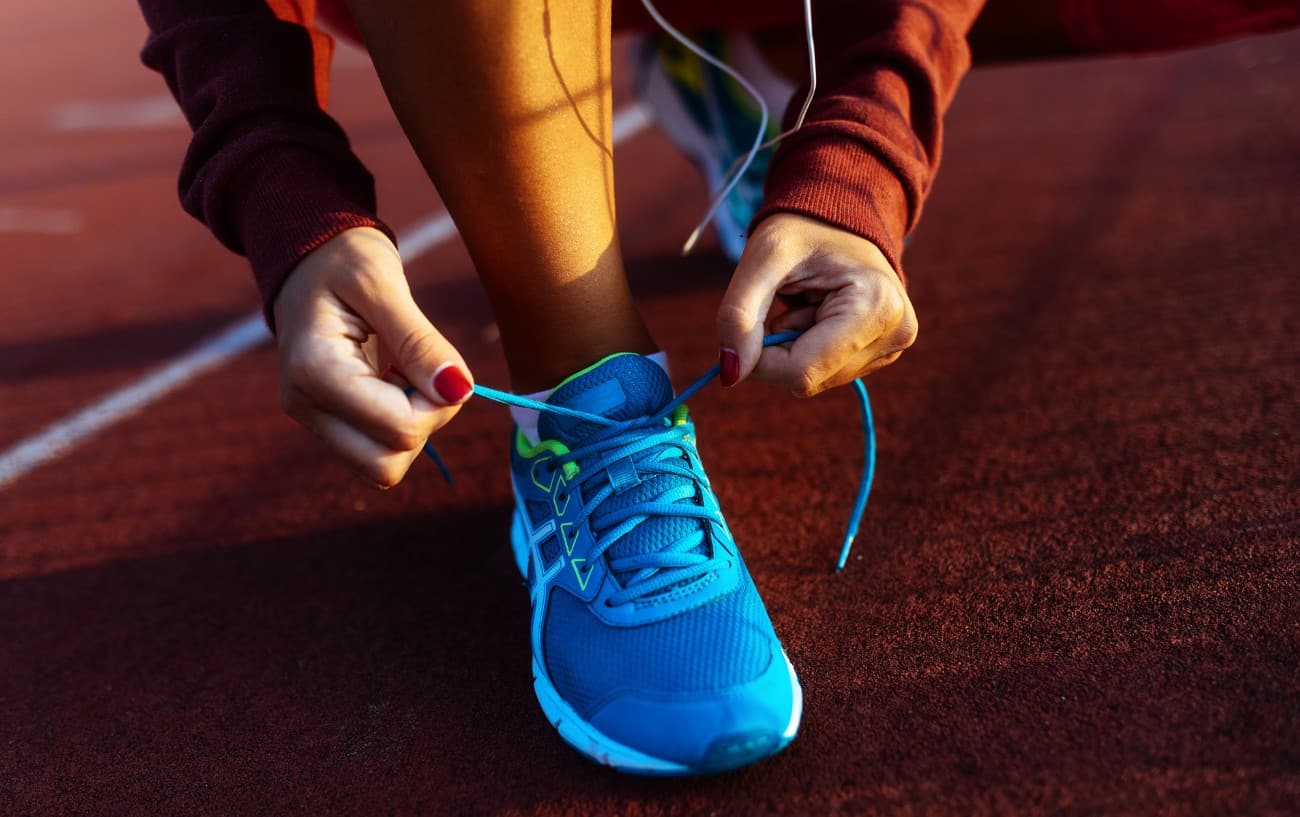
[754,135,910,284]
[226,144,397,331]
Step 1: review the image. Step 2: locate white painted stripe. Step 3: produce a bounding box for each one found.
[0,316,267,488]
[47,90,649,139]
[0,105,651,489]
[397,212,457,261]
[612,103,650,144]
[331,41,374,70]
[50,94,185,132]
[0,206,82,235]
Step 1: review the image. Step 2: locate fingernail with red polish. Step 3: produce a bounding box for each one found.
[720,348,740,388]
[432,364,473,404]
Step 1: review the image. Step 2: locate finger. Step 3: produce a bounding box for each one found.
[299,365,458,453]
[749,313,870,396]
[378,363,407,387]
[716,247,785,387]
[766,305,817,334]
[297,406,423,489]
[775,299,916,395]
[818,344,908,392]
[347,277,474,408]
[776,289,826,309]
[750,291,891,396]
[361,334,382,372]
[279,323,453,452]
[752,277,910,396]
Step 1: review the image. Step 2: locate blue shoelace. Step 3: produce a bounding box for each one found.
[528,414,729,604]
[419,332,876,573]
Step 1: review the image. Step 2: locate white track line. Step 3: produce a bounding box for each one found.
[0,206,82,235]
[50,94,186,132]
[0,104,650,490]
[611,102,650,143]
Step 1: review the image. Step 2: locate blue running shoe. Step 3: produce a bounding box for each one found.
[634,32,795,263]
[509,353,802,775]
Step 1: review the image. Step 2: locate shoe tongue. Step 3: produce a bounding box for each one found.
[539,354,673,445]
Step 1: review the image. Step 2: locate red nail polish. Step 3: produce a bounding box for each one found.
[720,348,740,388]
[432,364,472,404]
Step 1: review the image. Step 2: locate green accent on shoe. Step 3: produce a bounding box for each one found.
[516,428,579,481]
[551,352,644,391]
[571,557,593,590]
[560,521,579,555]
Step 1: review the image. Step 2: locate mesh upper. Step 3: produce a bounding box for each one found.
[542,573,776,716]
[526,499,550,526]
[538,533,561,568]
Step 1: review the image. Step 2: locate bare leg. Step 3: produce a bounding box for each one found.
[344,0,655,392]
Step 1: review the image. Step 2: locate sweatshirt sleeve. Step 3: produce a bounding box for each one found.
[138,0,395,328]
[753,0,986,282]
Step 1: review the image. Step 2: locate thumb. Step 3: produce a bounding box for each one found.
[716,250,781,387]
[354,283,474,407]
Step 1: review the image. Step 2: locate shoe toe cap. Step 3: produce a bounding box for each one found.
[586,650,801,773]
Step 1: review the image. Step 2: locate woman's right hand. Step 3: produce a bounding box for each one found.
[272,226,473,488]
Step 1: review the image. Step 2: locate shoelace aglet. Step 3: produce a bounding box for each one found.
[835,535,854,573]
[680,224,704,256]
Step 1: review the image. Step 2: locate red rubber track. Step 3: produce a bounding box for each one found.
[1,0,1297,814]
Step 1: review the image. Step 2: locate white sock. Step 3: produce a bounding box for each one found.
[512,351,670,445]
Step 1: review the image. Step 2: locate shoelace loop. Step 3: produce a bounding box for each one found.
[551,417,727,605]
[421,331,876,573]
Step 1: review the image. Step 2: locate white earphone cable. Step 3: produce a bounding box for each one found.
[639,0,818,255]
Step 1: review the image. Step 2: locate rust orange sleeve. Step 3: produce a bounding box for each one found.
[138,0,393,330]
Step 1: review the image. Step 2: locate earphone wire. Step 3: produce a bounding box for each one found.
[639,0,818,255]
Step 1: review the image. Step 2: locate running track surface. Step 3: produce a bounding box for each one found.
[2,1,1297,814]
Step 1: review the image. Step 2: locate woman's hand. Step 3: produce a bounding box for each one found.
[272,227,473,488]
[716,213,918,396]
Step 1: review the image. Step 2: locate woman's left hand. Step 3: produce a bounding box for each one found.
[716,212,919,396]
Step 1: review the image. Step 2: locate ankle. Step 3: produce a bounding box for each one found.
[502,322,658,393]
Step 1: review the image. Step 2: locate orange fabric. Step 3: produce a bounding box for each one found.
[264,0,334,108]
